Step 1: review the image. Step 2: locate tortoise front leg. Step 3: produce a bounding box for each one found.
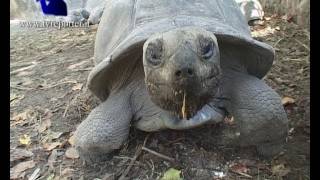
[74,92,132,163]
[221,71,288,157]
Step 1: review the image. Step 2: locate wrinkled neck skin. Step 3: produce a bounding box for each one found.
[210,44,249,115]
[114,59,164,121]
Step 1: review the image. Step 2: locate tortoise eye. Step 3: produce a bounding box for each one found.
[199,37,214,60]
[146,39,163,66]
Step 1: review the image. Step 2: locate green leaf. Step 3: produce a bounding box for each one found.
[161,168,182,180]
[46,174,55,180]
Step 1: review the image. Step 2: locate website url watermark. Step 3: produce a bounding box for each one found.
[17,20,89,29]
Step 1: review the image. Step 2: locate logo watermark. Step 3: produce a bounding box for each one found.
[36,0,68,16]
[18,20,89,29]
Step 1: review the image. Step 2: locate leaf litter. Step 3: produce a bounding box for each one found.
[271,164,291,177]
[281,96,295,105]
[43,142,62,151]
[10,160,36,179]
[10,148,33,163]
[11,108,36,127]
[9,12,309,179]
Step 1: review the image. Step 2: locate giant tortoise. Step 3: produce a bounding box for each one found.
[74,0,288,162]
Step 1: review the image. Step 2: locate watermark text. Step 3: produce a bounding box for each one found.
[18,21,89,29]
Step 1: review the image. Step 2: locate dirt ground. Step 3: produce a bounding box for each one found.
[10,13,310,180]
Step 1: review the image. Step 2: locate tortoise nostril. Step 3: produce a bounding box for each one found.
[175,70,182,77]
[187,68,194,76]
[175,68,194,78]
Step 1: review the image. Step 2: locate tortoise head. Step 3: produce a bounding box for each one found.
[143,27,222,118]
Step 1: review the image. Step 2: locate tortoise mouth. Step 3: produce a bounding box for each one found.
[146,73,221,119]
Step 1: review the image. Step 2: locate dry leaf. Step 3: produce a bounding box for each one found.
[29,168,41,180]
[238,159,257,167]
[53,176,61,180]
[44,109,53,118]
[43,142,62,151]
[224,116,235,125]
[229,162,249,174]
[49,131,64,140]
[65,147,79,159]
[38,118,51,133]
[20,77,34,86]
[41,131,64,143]
[10,160,36,179]
[289,128,295,134]
[68,134,75,146]
[16,70,34,77]
[19,134,31,145]
[10,94,25,106]
[61,168,75,177]
[281,97,295,105]
[10,148,33,163]
[271,164,290,177]
[48,149,58,170]
[102,173,115,180]
[72,83,83,91]
[11,109,35,127]
[274,77,286,84]
[265,17,271,21]
[11,111,28,122]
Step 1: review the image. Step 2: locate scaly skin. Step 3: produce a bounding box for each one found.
[74,90,132,163]
[74,68,288,162]
[216,69,288,156]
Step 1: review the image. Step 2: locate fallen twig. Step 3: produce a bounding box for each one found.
[113,156,135,160]
[10,85,33,91]
[295,38,310,51]
[141,134,175,162]
[301,29,310,40]
[230,170,252,179]
[102,173,115,180]
[164,137,185,146]
[42,58,88,67]
[118,135,150,180]
[118,145,143,180]
[141,146,175,162]
[10,64,37,75]
[148,159,155,178]
[143,134,150,147]
[63,103,71,118]
[273,37,284,47]
[282,58,305,62]
[71,68,92,72]
[39,80,78,90]
[11,61,37,69]
[28,168,40,180]
[63,94,79,117]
